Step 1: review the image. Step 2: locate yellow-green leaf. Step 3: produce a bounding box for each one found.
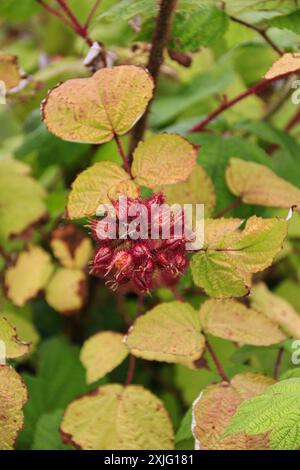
[67,161,139,219]
[199,299,286,346]
[191,250,250,298]
[0,365,28,450]
[0,316,31,359]
[251,283,300,339]
[5,246,54,307]
[0,54,21,90]
[0,171,47,240]
[204,218,243,248]
[42,65,153,144]
[2,312,39,353]
[191,216,287,298]
[51,224,93,269]
[80,332,129,384]
[126,301,204,367]
[192,372,273,450]
[61,384,174,450]
[45,268,87,315]
[158,164,216,217]
[226,158,300,210]
[264,53,300,80]
[131,134,197,188]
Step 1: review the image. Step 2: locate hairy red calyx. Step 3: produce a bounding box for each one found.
[88,193,192,293]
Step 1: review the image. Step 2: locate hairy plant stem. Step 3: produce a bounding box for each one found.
[190,68,300,134]
[128,0,178,158]
[38,0,106,64]
[125,354,136,386]
[273,347,284,380]
[214,198,242,219]
[205,337,229,382]
[84,0,101,29]
[113,133,132,176]
[124,294,144,386]
[229,15,282,56]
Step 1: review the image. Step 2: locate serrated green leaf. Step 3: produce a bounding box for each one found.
[224,378,300,450]
[170,6,229,52]
[80,332,129,384]
[42,65,153,144]
[200,299,286,346]
[126,301,205,367]
[67,161,139,219]
[191,216,287,298]
[131,134,197,188]
[61,384,174,450]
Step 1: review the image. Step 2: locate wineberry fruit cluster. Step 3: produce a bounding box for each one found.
[89,193,192,293]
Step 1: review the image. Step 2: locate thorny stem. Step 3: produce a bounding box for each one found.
[125,294,144,386]
[170,285,185,302]
[190,68,300,133]
[128,0,178,158]
[229,15,283,56]
[37,0,73,28]
[273,347,284,380]
[113,133,132,176]
[285,107,300,131]
[125,354,136,386]
[214,198,242,219]
[205,337,229,382]
[84,0,101,29]
[38,0,106,64]
[57,0,93,46]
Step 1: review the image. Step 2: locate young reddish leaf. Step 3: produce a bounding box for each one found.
[61,384,174,450]
[0,316,31,359]
[42,65,153,144]
[192,372,273,450]
[67,161,139,219]
[191,216,287,298]
[157,164,216,217]
[45,268,87,315]
[251,283,300,339]
[80,332,129,384]
[226,158,300,210]
[125,301,205,367]
[50,224,93,269]
[5,245,54,307]
[264,53,300,80]
[0,54,22,90]
[131,134,197,188]
[199,299,286,346]
[0,365,28,450]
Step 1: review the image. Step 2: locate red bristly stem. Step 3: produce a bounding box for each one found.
[214,198,242,219]
[125,294,144,386]
[113,133,132,176]
[285,107,300,131]
[170,286,185,302]
[128,0,178,157]
[190,68,300,134]
[273,347,284,380]
[84,0,101,29]
[37,0,73,28]
[205,337,229,382]
[56,0,93,46]
[229,15,282,56]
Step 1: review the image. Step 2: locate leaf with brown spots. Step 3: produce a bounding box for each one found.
[192,372,273,450]
[0,365,28,450]
[42,65,154,144]
[61,384,174,450]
